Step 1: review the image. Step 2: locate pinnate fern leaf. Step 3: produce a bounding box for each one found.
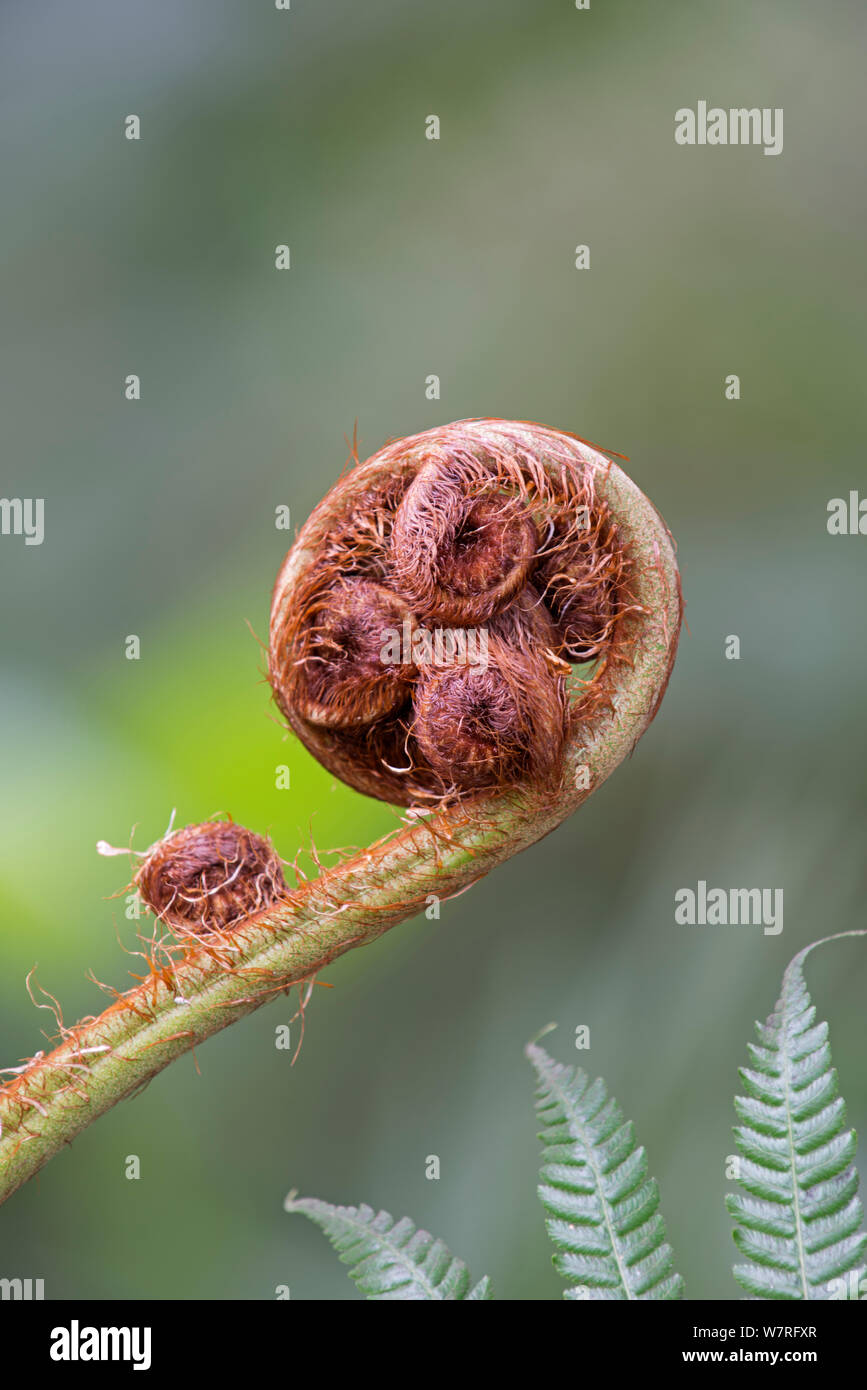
[726,931,867,1300]
[526,1034,684,1300]
[284,1193,492,1300]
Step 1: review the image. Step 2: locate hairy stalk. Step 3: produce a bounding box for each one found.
[0,421,681,1207]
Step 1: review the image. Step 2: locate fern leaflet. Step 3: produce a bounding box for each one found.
[526,1035,684,1300]
[284,1193,492,1300]
[726,931,867,1299]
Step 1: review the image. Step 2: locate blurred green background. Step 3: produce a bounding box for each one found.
[1,0,865,1300]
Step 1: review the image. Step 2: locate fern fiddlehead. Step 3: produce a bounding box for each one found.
[0,419,682,1206]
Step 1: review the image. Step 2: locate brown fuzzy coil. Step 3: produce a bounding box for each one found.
[489,584,571,672]
[135,822,287,937]
[275,576,417,728]
[536,514,621,662]
[269,420,628,806]
[412,638,567,789]
[390,459,538,626]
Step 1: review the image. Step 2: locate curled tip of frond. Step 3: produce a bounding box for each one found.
[269,420,640,806]
[525,1021,559,1052]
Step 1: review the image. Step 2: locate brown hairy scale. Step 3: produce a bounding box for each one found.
[135,822,287,937]
[536,507,623,662]
[286,709,446,805]
[390,458,538,625]
[271,576,417,728]
[412,636,567,789]
[408,584,569,789]
[269,423,630,805]
[489,584,572,672]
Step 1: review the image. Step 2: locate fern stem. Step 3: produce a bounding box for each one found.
[534,1046,635,1298]
[780,973,811,1300]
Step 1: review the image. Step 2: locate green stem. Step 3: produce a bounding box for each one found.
[0,436,681,1207]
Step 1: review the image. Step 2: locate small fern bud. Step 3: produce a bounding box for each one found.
[134,821,287,938]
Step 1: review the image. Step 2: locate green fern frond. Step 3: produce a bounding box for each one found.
[284,1193,492,1300]
[526,1035,684,1300]
[727,931,867,1300]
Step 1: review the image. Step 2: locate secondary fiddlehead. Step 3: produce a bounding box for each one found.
[0,418,682,1206]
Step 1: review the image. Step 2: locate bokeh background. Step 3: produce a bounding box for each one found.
[1,0,865,1301]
